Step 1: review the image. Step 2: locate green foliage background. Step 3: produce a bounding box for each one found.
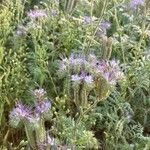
[0,0,150,149]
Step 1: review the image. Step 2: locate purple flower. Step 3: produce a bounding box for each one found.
[27,9,47,18]
[71,58,83,66]
[35,100,51,114]
[100,21,111,33]
[129,0,145,9]
[84,75,94,84]
[59,53,124,86]
[83,16,92,24]
[10,102,31,119]
[66,54,87,73]
[103,72,116,85]
[101,21,111,29]
[71,74,82,81]
[62,53,86,66]
[95,59,124,85]
[73,71,94,85]
[51,9,58,16]
[33,88,46,100]
[109,59,120,68]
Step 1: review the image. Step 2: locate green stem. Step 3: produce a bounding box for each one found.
[48,71,58,95]
[113,4,126,63]
[35,118,46,146]
[24,122,36,149]
[83,0,109,53]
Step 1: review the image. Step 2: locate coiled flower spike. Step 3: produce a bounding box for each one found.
[129,0,145,9]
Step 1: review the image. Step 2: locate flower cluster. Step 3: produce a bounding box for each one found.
[35,100,51,114]
[9,89,53,149]
[71,72,94,85]
[59,53,124,86]
[129,0,145,9]
[51,9,58,17]
[27,9,47,18]
[58,53,124,109]
[9,102,31,127]
[100,21,111,32]
[9,89,51,128]
[10,102,31,119]
[33,88,47,101]
[83,16,92,24]
[94,60,124,85]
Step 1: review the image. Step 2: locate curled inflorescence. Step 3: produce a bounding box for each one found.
[27,9,47,18]
[10,89,51,128]
[129,0,145,9]
[100,21,111,34]
[58,53,124,86]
